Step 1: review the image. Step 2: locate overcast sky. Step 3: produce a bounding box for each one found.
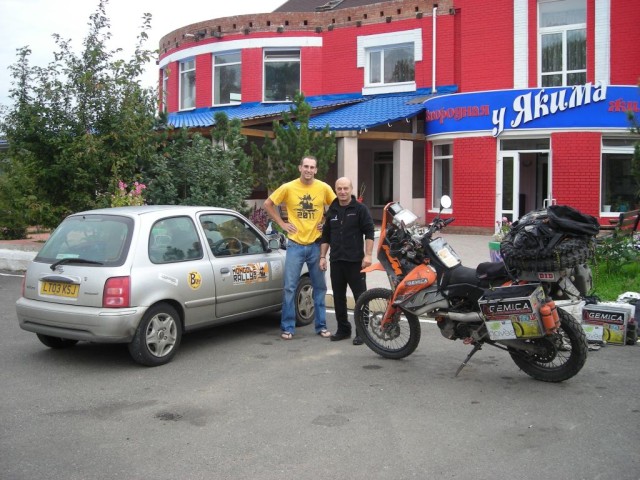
[0,0,285,108]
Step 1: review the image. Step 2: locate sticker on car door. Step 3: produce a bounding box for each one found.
[188,271,202,290]
[232,262,269,285]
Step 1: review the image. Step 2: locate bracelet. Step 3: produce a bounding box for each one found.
[320,256,326,259]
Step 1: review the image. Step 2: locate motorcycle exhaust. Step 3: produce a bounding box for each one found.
[442,311,484,323]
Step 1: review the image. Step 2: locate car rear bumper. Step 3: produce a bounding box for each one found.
[16,297,146,343]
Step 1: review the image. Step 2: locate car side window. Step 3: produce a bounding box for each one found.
[200,214,267,257]
[149,217,203,263]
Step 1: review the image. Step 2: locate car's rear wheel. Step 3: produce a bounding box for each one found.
[295,276,314,327]
[36,334,78,349]
[128,303,182,367]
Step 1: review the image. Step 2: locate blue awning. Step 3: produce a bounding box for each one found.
[308,86,457,131]
[166,86,457,131]
[167,96,363,129]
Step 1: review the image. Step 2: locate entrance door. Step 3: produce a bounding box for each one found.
[497,151,551,224]
[497,152,519,223]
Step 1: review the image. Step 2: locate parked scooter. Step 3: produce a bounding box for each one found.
[354,196,589,382]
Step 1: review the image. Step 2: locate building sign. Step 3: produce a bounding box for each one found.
[424,84,640,137]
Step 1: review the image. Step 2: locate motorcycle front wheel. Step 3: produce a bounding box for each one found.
[507,308,588,382]
[354,288,421,359]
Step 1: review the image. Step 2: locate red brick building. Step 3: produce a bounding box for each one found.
[158,0,640,231]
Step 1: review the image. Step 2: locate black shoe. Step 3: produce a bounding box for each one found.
[352,336,363,345]
[330,332,351,342]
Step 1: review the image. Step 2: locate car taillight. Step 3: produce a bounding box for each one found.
[103,276,130,308]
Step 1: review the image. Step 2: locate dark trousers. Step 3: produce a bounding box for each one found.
[330,261,367,335]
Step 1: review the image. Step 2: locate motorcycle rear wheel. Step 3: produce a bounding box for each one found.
[507,308,588,382]
[354,288,421,359]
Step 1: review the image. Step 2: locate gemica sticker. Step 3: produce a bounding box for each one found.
[188,271,202,290]
[232,262,269,285]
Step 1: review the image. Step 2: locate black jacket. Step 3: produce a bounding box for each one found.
[321,195,375,263]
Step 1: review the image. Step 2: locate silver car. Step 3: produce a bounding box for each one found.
[16,206,314,366]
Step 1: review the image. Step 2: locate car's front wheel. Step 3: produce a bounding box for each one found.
[128,303,182,367]
[295,276,314,327]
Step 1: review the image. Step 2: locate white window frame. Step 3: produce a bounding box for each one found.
[357,29,421,95]
[538,0,587,87]
[432,143,453,211]
[179,58,196,111]
[263,49,301,103]
[600,138,636,216]
[212,51,241,106]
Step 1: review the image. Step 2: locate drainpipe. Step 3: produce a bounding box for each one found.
[432,4,438,93]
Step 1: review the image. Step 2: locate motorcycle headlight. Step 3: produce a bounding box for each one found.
[392,208,418,228]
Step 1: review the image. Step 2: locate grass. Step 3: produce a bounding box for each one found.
[589,235,640,301]
[590,260,640,301]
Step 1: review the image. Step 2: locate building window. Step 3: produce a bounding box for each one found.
[179,59,196,110]
[433,144,452,209]
[161,68,169,113]
[357,29,421,95]
[373,152,393,207]
[213,52,241,105]
[366,44,414,86]
[539,0,586,87]
[601,138,637,214]
[263,49,300,102]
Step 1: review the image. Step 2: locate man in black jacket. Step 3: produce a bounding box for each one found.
[320,177,375,345]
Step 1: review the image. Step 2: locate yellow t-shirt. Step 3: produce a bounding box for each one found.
[269,179,336,245]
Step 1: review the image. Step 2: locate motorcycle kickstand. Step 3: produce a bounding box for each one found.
[455,343,483,377]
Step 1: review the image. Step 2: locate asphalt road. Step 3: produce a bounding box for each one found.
[1,271,639,480]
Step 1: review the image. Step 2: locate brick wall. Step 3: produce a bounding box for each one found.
[550,132,601,218]
[610,0,640,85]
[166,61,179,112]
[425,136,497,228]
[527,0,537,88]
[457,0,514,92]
[242,49,263,103]
[586,0,595,83]
[159,0,454,52]
[195,55,212,108]
[452,137,498,227]
[301,47,324,97]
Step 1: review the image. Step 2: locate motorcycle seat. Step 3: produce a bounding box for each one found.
[476,261,509,280]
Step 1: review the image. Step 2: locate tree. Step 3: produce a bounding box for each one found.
[0,0,158,229]
[144,112,254,211]
[252,91,336,190]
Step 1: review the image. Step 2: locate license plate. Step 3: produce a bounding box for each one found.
[40,281,79,298]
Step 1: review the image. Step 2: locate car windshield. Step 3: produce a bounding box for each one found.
[36,214,134,267]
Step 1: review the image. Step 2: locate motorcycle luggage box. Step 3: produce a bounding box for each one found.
[478,284,546,340]
[581,302,634,345]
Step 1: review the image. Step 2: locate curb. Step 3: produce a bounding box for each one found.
[324,291,357,311]
[0,249,37,272]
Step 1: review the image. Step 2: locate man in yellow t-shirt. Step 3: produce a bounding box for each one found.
[264,155,336,340]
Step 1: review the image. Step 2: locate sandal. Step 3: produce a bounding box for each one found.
[318,329,331,338]
[281,332,293,340]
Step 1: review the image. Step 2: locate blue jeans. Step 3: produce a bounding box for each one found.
[281,241,327,334]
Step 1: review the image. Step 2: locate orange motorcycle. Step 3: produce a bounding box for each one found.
[354,196,589,382]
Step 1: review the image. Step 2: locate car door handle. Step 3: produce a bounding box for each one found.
[220,267,230,274]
